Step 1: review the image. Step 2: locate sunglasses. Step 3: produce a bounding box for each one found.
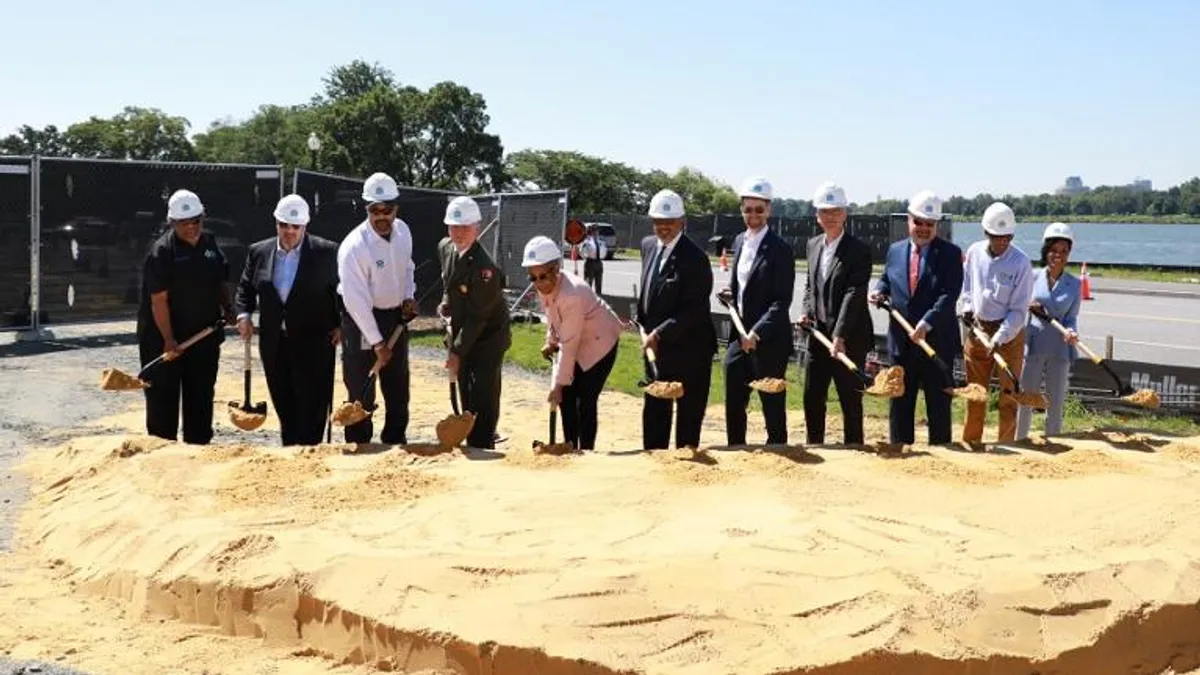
[741,206,765,215]
[367,204,396,216]
[912,218,937,228]
[277,222,303,230]
[528,271,555,283]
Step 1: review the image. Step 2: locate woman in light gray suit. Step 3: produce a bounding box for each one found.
[1017,222,1082,439]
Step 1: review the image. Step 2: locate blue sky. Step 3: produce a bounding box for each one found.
[2,0,1196,201]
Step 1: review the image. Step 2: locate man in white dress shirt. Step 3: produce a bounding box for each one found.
[336,171,419,444]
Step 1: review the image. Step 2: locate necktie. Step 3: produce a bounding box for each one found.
[643,245,663,310]
[909,243,920,294]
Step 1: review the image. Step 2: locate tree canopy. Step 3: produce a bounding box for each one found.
[3,60,1198,218]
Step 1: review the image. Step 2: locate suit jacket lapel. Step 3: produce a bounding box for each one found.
[264,242,280,303]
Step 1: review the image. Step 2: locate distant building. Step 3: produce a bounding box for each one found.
[1126,177,1152,192]
[1056,175,1089,196]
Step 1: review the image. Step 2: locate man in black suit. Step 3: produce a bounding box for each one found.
[869,190,963,445]
[636,189,717,450]
[234,194,341,446]
[718,177,795,446]
[799,181,873,446]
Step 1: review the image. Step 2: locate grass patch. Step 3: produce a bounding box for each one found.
[414,323,1200,437]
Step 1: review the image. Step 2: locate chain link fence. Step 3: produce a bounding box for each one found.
[0,156,33,330]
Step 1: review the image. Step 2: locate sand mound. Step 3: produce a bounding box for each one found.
[15,430,1200,675]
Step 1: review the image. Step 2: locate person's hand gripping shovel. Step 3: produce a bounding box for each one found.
[227,337,268,431]
[632,320,683,400]
[100,318,227,391]
[532,346,574,455]
[435,319,476,449]
[959,315,1048,409]
[330,320,408,429]
[1027,304,1158,409]
[795,318,905,398]
[874,297,988,403]
[717,292,787,394]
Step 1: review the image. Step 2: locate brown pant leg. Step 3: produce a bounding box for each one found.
[962,331,994,442]
[994,328,1026,442]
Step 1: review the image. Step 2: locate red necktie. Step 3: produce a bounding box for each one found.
[909,244,920,294]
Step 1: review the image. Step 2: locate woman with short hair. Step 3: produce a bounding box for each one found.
[522,236,623,450]
[1016,222,1082,439]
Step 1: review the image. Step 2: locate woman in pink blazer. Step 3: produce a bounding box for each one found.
[522,236,623,450]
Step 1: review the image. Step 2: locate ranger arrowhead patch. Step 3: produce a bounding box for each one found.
[481,268,493,281]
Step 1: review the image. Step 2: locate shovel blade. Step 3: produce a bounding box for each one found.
[99,368,148,391]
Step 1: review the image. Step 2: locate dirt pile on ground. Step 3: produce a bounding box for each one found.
[12,426,1200,675]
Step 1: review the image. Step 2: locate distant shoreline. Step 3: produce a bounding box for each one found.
[950,214,1200,225]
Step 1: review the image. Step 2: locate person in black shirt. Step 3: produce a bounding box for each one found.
[136,189,235,444]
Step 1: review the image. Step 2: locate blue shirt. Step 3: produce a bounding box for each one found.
[1025,268,1082,362]
[273,240,301,303]
[960,240,1036,346]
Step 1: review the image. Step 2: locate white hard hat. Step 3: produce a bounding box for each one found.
[738,177,773,201]
[521,235,562,267]
[1042,221,1073,243]
[444,196,482,226]
[648,189,685,219]
[362,172,400,203]
[907,189,943,220]
[813,181,848,209]
[273,194,310,226]
[981,201,1017,236]
[167,189,204,220]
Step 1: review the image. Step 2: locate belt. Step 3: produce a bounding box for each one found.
[976,318,1003,332]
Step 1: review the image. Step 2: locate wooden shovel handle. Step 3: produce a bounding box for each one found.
[808,325,860,373]
[1042,315,1102,364]
[887,308,937,359]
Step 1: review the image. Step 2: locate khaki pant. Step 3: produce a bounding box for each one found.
[963,324,1025,443]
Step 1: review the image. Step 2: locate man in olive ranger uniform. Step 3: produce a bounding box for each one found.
[438,196,512,449]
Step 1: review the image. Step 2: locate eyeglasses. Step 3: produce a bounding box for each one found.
[912,218,937,228]
[528,271,555,283]
[741,206,765,215]
[367,204,396,216]
[276,222,303,230]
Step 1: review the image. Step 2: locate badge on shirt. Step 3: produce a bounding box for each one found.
[458,284,468,295]
[481,268,493,282]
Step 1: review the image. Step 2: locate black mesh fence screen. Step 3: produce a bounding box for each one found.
[292,170,465,315]
[0,156,33,329]
[35,158,282,326]
[485,191,568,288]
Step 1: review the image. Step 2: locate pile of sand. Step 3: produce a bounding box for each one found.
[12,428,1200,675]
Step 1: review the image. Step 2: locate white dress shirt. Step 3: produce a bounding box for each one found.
[337,218,416,347]
[815,231,844,323]
[735,225,768,309]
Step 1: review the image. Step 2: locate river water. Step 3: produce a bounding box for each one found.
[950,222,1200,266]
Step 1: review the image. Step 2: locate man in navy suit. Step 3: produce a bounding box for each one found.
[636,189,718,450]
[868,190,964,445]
[718,177,795,446]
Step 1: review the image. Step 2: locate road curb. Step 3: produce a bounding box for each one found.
[1089,285,1200,300]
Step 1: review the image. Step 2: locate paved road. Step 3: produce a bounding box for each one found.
[575,258,1200,368]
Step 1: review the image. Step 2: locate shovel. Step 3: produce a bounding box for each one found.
[435,320,476,448]
[798,321,905,398]
[100,319,226,391]
[330,319,408,428]
[532,350,574,455]
[959,315,1048,409]
[1027,304,1159,409]
[227,338,268,431]
[875,297,988,403]
[632,320,684,400]
[717,294,787,394]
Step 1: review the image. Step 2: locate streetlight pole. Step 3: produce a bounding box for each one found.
[306,132,321,170]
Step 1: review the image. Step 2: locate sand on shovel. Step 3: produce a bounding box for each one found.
[331,400,369,427]
[1003,389,1050,409]
[864,365,906,398]
[436,412,476,448]
[1122,388,1161,409]
[643,380,684,399]
[749,377,788,394]
[227,405,267,432]
[99,368,148,391]
[948,382,990,403]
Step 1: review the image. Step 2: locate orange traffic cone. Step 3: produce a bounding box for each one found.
[1080,262,1093,300]
[720,249,728,271]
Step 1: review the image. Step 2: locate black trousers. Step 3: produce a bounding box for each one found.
[139,334,220,445]
[341,308,409,444]
[724,346,789,446]
[888,350,953,445]
[457,343,505,450]
[560,343,618,450]
[261,332,335,446]
[583,259,603,295]
[643,353,712,450]
[802,326,865,445]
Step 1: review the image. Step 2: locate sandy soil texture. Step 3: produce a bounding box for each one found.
[4,332,1200,674]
